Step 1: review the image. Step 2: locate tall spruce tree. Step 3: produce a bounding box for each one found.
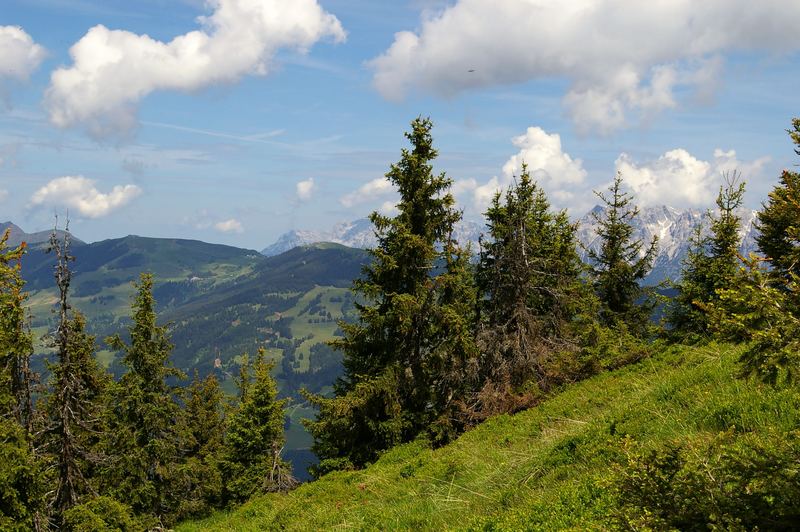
[41,228,109,523]
[101,273,184,525]
[476,165,584,396]
[221,349,292,504]
[0,232,35,432]
[668,174,746,336]
[0,230,43,530]
[586,173,657,334]
[306,117,476,471]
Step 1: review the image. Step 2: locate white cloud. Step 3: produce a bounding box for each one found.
[296,177,316,201]
[340,177,395,208]
[214,218,244,233]
[0,26,46,98]
[45,0,346,138]
[615,148,770,207]
[370,0,800,134]
[379,200,399,216]
[0,189,8,203]
[455,126,587,213]
[29,176,141,218]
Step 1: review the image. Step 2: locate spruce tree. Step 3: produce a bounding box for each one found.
[174,372,225,520]
[306,117,476,470]
[756,121,800,278]
[668,175,746,336]
[101,273,184,525]
[221,349,292,504]
[586,173,657,334]
[0,230,43,529]
[477,165,585,396]
[0,232,35,432]
[41,229,109,522]
[707,119,800,384]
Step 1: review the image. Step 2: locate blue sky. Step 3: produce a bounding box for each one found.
[1,0,798,250]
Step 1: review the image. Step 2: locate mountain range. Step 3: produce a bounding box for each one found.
[262,205,760,284]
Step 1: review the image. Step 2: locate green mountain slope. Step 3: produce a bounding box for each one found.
[21,236,368,479]
[178,342,800,531]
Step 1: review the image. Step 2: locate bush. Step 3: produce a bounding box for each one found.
[62,497,138,532]
[614,430,800,530]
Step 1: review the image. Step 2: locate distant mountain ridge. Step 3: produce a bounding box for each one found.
[0,221,84,249]
[262,205,760,284]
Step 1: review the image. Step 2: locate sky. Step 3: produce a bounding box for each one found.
[1,0,798,250]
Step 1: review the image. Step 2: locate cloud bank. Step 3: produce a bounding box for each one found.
[45,0,346,138]
[370,0,800,134]
[30,176,141,218]
[616,148,770,207]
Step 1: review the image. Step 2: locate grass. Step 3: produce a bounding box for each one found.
[177,342,800,531]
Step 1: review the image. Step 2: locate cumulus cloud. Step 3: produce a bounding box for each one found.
[0,26,45,80]
[616,148,770,207]
[0,189,8,203]
[45,0,346,138]
[370,0,800,134]
[340,177,395,208]
[296,177,316,201]
[214,218,244,233]
[455,126,587,213]
[29,176,141,218]
[0,26,46,96]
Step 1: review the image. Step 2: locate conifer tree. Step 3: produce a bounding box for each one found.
[221,349,293,504]
[586,173,657,334]
[756,121,800,278]
[707,119,800,384]
[306,117,476,470]
[174,372,225,520]
[668,175,746,336]
[0,230,43,529]
[0,232,35,433]
[101,273,184,525]
[477,165,585,396]
[41,229,109,522]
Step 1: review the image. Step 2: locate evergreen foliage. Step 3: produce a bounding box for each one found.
[667,175,746,336]
[475,165,585,405]
[0,415,43,530]
[615,429,800,530]
[61,496,138,532]
[222,349,293,504]
[0,230,44,529]
[41,230,110,521]
[306,117,476,470]
[756,126,800,278]
[173,372,225,520]
[586,173,657,334]
[706,121,800,385]
[0,231,35,432]
[101,273,185,525]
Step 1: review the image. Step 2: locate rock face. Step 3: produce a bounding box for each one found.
[262,206,760,284]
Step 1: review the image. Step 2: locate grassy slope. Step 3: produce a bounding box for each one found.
[179,342,800,531]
